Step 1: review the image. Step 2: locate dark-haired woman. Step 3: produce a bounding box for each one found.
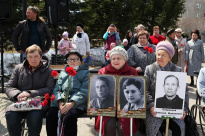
[125,30,133,49]
[186,29,204,86]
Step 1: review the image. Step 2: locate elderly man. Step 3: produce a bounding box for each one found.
[90,76,114,110]
[150,26,165,45]
[156,75,183,109]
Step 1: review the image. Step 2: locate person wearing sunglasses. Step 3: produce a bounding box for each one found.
[12,6,52,62]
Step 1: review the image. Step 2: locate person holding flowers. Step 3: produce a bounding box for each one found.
[95,46,140,136]
[175,28,187,72]
[5,44,55,136]
[46,50,92,136]
[128,30,156,75]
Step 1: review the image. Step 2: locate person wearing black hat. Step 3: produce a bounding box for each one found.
[46,50,92,136]
[185,29,204,86]
[166,28,178,64]
[72,23,90,56]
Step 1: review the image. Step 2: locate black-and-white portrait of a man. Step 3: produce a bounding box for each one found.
[156,75,183,109]
[89,75,115,110]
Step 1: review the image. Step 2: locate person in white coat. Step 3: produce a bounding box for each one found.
[72,23,90,56]
[175,28,187,71]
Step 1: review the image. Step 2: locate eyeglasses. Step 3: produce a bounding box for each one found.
[67,58,80,62]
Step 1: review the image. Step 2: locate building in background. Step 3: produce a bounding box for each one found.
[177,0,205,42]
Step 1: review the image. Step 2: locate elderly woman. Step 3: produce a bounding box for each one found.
[72,23,90,56]
[46,50,92,136]
[128,30,156,75]
[175,28,187,71]
[186,29,204,86]
[145,41,189,136]
[5,45,55,136]
[95,46,139,136]
[122,78,144,112]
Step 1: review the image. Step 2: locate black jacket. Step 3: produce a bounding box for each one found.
[156,95,183,109]
[12,18,52,52]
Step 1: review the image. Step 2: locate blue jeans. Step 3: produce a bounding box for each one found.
[6,110,44,136]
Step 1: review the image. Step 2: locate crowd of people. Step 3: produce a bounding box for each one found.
[4,5,205,136]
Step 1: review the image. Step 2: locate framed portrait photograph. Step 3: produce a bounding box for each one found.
[87,74,116,117]
[117,76,146,118]
[154,71,187,119]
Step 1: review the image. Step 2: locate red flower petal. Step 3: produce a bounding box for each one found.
[44,93,50,100]
[50,94,55,101]
[51,71,58,77]
[65,67,77,76]
[148,47,154,53]
[144,46,149,50]
[41,99,48,106]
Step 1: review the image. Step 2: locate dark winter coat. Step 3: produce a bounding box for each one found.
[5,56,55,101]
[12,19,52,52]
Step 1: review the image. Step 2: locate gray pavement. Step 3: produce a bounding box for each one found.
[0,68,203,136]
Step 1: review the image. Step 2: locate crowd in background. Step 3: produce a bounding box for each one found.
[5,5,205,136]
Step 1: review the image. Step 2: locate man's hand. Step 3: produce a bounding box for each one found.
[180,111,186,120]
[17,91,31,102]
[150,107,156,117]
[18,50,24,54]
[59,101,76,114]
[136,67,142,73]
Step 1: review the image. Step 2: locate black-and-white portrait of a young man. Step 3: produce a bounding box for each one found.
[89,75,115,110]
[119,77,145,112]
[156,75,183,109]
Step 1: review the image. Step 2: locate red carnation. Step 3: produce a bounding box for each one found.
[65,67,77,76]
[180,44,183,46]
[44,93,50,100]
[50,94,55,101]
[144,46,149,50]
[148,47,154,53]
[41,99,48,106]
[51,71,58,77]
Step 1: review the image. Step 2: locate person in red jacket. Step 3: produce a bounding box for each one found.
[95,46,139,136]
[149,26,165,45]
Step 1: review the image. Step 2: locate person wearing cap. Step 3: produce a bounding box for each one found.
[46,50,92,136]
[166,28,178,64]
[72,23,90,56]
[185,29,204,86]
[58,31,73,56]
[145,41,189,136]
[103,24,121,60]
[95,46,140,136]
[175,28,187,72]
[149,26,165,45]
[128,30,156,75]
[124,30,133,49]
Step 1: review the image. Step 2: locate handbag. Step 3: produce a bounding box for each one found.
[184,109,199,136]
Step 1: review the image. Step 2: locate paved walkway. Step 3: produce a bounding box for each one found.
[0,68,202,136]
